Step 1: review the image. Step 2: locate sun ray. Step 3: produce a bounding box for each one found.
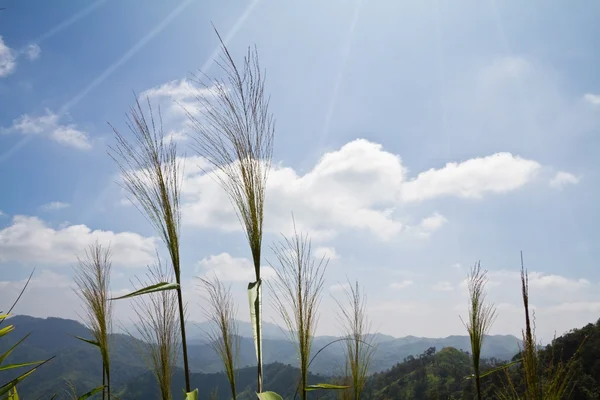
[76,0,261,223]
[1,0,195,163]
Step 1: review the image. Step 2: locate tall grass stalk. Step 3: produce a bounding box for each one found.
[73,242,113,400]
[188,29,274,393]
[461,261,497,400]
[336,281,375,400]
[108,97,192,392]
[269,223,327,400]
[130,260,180,400]
[198,276,239,400]
[496,253,581,399]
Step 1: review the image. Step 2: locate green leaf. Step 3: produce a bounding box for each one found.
[184,389,198,400]
[0,356,54,397]
[110,282,179,300]
[74,336,100,348]
[0,333,31,365]
[0,368,36,397]
[0,360,46,372]
[0,324,15,338]
[77,385,105,400]
[256,392,283,400]
[305,383,350,391]
[7,385,18,400]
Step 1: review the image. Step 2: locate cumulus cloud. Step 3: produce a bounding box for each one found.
[179,139,542,241]
[0,216,156,267]
[3,109,92,150]
[390,280,414,290]
[401,153,541,202]
[196,252,276,282]
[41,201,70,211]
[549,171,580,190]
[0,36,16,77]
[432,281,454,291]
[314,246,339,260]
[26,44,41,61]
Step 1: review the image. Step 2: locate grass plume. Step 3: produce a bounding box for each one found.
[461,261,497,400]
[129,260,180,400]
[336,281,376,400]
[108,97,192,392]
[198,276,239,400]
[73,242,113,400]
[187,28,274,392]
[268,223,327,400]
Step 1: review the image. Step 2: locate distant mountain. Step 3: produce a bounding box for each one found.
[1,315,521,398]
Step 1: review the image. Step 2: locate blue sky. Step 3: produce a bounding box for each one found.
[1,0,600,342]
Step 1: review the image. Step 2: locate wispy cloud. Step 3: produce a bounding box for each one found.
[390,280,414,290]
[25,44,41,61]
[583,93,600,105]
[549,171,580,190]
[432,281,454,291]
[41,201,70,211]
[2,109,92,150]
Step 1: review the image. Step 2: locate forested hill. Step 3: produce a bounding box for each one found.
[363,318,600,400]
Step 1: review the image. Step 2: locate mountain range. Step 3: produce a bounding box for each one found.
[0,315,522,399]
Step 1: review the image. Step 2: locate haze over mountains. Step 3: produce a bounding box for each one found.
[6,315,521,376]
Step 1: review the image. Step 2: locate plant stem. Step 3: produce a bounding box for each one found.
[176,285,191,392]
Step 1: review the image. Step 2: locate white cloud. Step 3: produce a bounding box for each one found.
[0,210,5,217]
[165,130,188,142]
[583,93,600,105]
[549,171,580,190]
[41,201,70,211]
[314,246,339,260]
[140,79,217,119]
[3,109,92,150]
[0,36,16,77]
[401,153,541,202]
[51,125,93,150]
[26,44,41,61]
[432,281,454,291]
[412,212,448,238]
[485,270,590,292]
[180,140,542,241]
[196,252,276,282]
[0,216,156,267]
[390,280,413,290]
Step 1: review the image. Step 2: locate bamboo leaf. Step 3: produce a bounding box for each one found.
[305,383,350,391]
[77,385,105,400]
[256,392,283,400]
[73,336,100,348]
[110,282,179,300]
[184,389,198,400]
[0,360,46,372]
[0,333,31,365]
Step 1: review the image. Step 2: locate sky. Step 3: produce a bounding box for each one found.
[1,0,600,343]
